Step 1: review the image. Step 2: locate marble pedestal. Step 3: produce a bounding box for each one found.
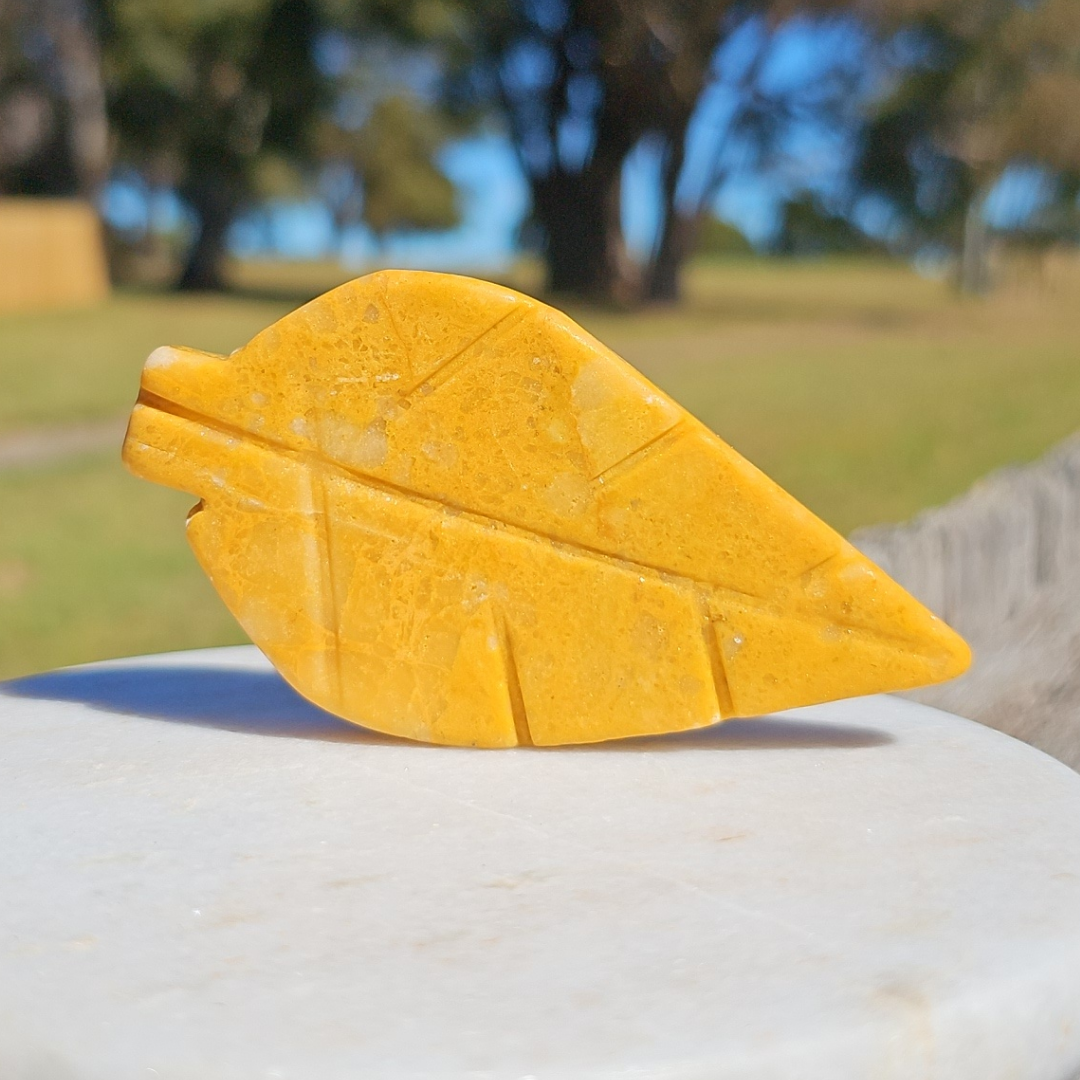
[3,645,1080,1080]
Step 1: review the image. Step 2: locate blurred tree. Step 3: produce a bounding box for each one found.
[450,1,736,304]
[0,0,109,198]
[852,0,1080,291]
[345,95,455,240]
[100,0,328,289]
[695,214,755,257]
[99,0,459,289]
[325,94,458,243]
[445,0,856,304]
[774,192,886,255]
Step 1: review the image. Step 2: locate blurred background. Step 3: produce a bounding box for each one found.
[2,0,1079,763]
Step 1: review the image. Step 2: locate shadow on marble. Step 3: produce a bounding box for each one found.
[2,666,894,751]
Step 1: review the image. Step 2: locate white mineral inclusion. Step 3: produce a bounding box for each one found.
[570,360,612,412]
[354,423,389,468]
[143,345,181,370]
[421,440,458,468]
[319,415,389,470]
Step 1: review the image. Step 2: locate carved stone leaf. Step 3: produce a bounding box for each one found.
[123,271,971,746]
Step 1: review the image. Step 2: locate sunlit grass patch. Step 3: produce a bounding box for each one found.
[0,452,245,680]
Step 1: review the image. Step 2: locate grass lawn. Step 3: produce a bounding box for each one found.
[0,453,245,679]
[2,255,1079,679]
[0,290,300,433]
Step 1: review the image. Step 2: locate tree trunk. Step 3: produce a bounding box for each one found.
[178,172,243,291]
[533,168,635,305]
[959,183,993,295]
[645,128,695,303]
[647,211,701,303]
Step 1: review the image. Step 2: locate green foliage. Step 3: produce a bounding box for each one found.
[251,152,309,200]
[0,0,108,196]
[99,0,326,286]
[695,216,755,258]
[99,0,461,286]
[250,0,325,153]
[855,0,1080,256]
[350,96,458,237]
[774,195,886,256]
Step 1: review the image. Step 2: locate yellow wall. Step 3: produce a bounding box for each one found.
[0,198,109,314]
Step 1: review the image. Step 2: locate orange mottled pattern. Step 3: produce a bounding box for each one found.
[122,270,971,746]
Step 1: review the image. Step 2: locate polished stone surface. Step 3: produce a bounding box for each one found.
[122,270,968,746]
[2,645,1080,1080]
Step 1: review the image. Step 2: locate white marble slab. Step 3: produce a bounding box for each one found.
[2,645,1080,1080]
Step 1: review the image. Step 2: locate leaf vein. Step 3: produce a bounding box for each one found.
[137,390,762,599]
[592,420,685,484]
[400,308,525,398]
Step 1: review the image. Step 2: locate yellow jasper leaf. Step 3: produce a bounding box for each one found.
[122,270,971,747]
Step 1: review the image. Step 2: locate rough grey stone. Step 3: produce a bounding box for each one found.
[852,435,1080,771]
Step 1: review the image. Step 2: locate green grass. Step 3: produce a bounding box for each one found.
[0,290,301,433]
[3,256,1080,679]
[605,263,1080,531]
[0,452,246,679]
